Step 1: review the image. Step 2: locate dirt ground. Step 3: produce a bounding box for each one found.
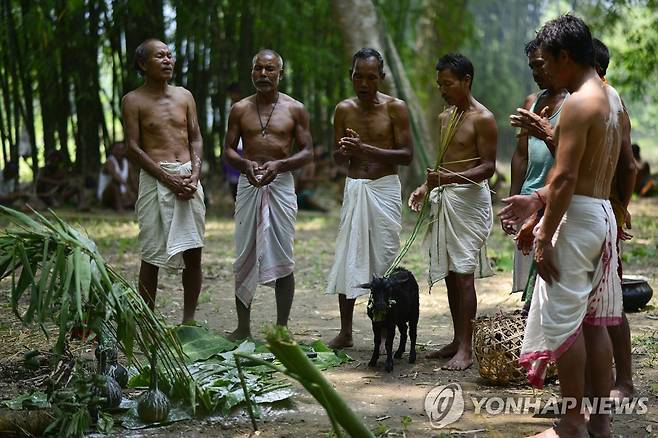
[1,194,657,437]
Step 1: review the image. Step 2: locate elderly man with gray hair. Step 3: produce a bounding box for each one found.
[223,49,313,340]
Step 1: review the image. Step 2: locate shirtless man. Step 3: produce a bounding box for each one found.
[505,16,624,437]
[223,49,313,340]
[408,53,497,370]
[122,39,206,323]
[325,48,412,349]
[502,37,637,408]
[506,40,568,298]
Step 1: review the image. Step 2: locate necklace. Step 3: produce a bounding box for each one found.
[256,92,280,137]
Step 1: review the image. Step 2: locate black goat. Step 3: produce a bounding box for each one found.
[362,267,419,372]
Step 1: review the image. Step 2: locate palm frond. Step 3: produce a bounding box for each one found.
[0,206,202,408]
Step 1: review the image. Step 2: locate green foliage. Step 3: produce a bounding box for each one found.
[235,325,374,438]
[128,325,351,415]
[0,206,199,406]
[43,362,106,438]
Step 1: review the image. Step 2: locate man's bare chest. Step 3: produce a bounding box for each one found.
[241,109,295,137]
[343,110,393,143]
[140,101,187,132]
[447,122,477,154]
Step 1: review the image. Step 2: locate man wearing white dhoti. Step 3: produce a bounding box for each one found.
[123,38,205,324]
[325,48,412,349]
[325,175,402,300]
[502,16,624,438]
[136,161,205,269]
[427,181,494,285]
[223,49,313,340]
[233,172,297,308]
[409,53,497,371]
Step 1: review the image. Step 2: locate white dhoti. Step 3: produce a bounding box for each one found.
[428,181,494,286]
[234,172,297,307]
[136,161,205,269]
[513,247,533,294]
[519,196,622,388]
[325,175,402,300]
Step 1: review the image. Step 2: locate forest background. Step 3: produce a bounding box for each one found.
[0,0,656,190]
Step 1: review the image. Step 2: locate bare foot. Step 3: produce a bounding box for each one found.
[327,332,353,349]
[528,423,588,438]
[610,382,634,403]
[441,349,473,371]
[226,328,251,342]
[528,427,560,438]
[426,341,459,359]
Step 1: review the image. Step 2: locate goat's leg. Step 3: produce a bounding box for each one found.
[368,324,381,368]
[384,322,395,372]
[395,321,407,359]
[409,317,418,364]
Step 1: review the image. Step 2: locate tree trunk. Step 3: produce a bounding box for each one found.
[70,0,104,173]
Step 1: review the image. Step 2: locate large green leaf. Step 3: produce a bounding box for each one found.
[173,325,237,362]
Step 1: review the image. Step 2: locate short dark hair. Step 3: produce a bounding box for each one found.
[536,15,595,67]
[592,38,610,77]
[435,53,474,86]
[133,38,161,76]
[524,39,541,57]
[351,48,385,76]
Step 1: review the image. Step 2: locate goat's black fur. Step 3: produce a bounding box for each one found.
[364,267,419,372]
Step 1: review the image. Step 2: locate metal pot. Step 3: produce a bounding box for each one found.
[622,276,653,312]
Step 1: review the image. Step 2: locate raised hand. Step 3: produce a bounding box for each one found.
[498,194,543,229]
[509,106,553,141]
[338,128,366,157]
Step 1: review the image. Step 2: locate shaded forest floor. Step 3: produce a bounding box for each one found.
[1,192,657,437]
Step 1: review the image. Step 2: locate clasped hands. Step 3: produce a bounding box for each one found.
[168,173,199,200]
[244,160,284,187]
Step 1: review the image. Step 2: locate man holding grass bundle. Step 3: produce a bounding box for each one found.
[409,53,497,370]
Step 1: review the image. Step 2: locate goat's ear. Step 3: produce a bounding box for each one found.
[358,283,371,289]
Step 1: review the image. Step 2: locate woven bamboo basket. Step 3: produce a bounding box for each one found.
[473,310,556,385]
